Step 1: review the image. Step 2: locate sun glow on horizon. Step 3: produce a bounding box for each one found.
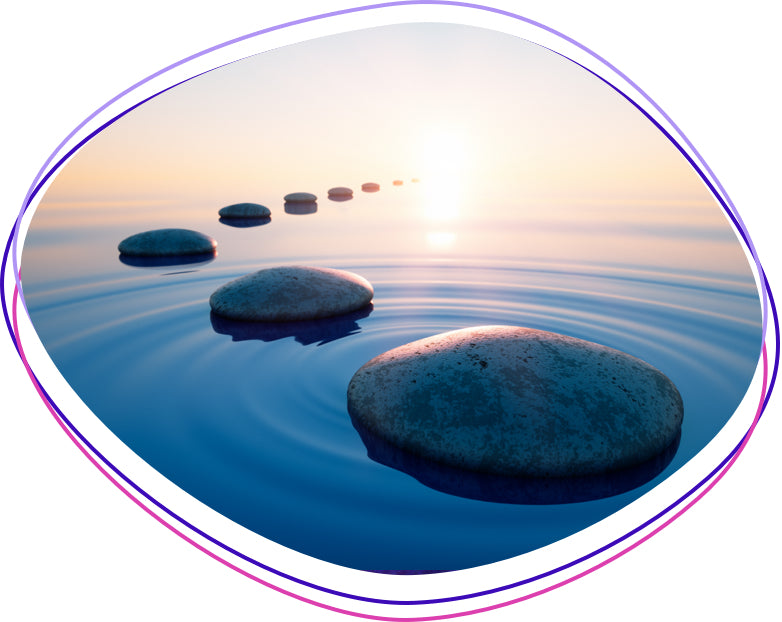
[416,130,474,223]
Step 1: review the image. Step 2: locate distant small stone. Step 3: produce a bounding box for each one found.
[347,325,683,478]
[392,180,403,186]
[411,178,420,183]
[209,266,374,322]
[218,202,271,219]
[118,229,216,257]
[361,182,380,192]
[284,192,317,203]
[328,187,353,197]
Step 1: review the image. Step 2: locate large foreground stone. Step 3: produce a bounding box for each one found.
[347,325,683,478]
[118,228,216,257]
[209,266,374,322]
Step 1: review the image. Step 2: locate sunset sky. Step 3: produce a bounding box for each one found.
[26,22,754,287]
[42,22,713,207]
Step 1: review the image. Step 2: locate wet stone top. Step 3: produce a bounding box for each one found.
[118,228,217,257]
[284,192,317,203]
[209,265,374,322]
[327,187,353,197]
[218,203,271,218]
[347,325,684,478]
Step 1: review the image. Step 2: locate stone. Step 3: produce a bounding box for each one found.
[209,266,374,322]
[118,228,216,257]
[347,325,683,478]
[392,180,403,186]
[361,182,380,192]
[328,186,353,197]
[284,192,317,203]
[218,202,271,219]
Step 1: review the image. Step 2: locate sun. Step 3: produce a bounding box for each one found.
[416,130,471,223]
[419,130,469,179]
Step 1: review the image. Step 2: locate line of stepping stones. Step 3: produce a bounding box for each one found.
[116,178,683,499]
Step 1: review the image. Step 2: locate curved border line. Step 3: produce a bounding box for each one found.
[3,0,778,615]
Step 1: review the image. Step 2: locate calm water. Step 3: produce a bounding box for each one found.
[22,180,761,571]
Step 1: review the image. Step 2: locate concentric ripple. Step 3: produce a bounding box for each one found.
[24,257,761,571]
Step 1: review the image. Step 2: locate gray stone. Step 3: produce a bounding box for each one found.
[284,192,317,203]
[209,266,374,322]
[347,325,683,478]
[218,202,271,218]
[118,228,216,257]
[361,182,380,192]
[328,186,353,197]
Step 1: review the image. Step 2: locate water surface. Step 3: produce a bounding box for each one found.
[22,180,761,571]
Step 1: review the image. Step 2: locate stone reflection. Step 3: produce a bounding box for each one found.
[284,201,318,215]
[210,304,373,346]
[118,251,216,268]
[219,216,271,228]
[350,419,680,505]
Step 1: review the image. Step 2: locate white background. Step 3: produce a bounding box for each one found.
[1,1,779,620]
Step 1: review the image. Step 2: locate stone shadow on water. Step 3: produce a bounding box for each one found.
[210,304,373,347]
[349,417,680,505]
[118,251,216,268]
[218,216,272,228]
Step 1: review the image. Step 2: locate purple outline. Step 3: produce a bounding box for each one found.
[3,0,778,609]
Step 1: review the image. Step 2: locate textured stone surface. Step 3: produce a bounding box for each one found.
[347,325,683,478]
[361,182,380,192]
[218,202,271,218]
[328,186,353,197]
[283,192,317,203]
[209,266,374,322]
[118,229,216,257]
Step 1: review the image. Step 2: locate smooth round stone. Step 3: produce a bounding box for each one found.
[347,325,683,478]
[328,186,353,197]
[361,182,380,192]
[392,180,403,186]
[283,192,317,203]
[218,202,271,219]
[209,266,374,322]
[118,228,216,257]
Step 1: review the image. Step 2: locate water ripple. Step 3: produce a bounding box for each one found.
[28,258,761,571]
